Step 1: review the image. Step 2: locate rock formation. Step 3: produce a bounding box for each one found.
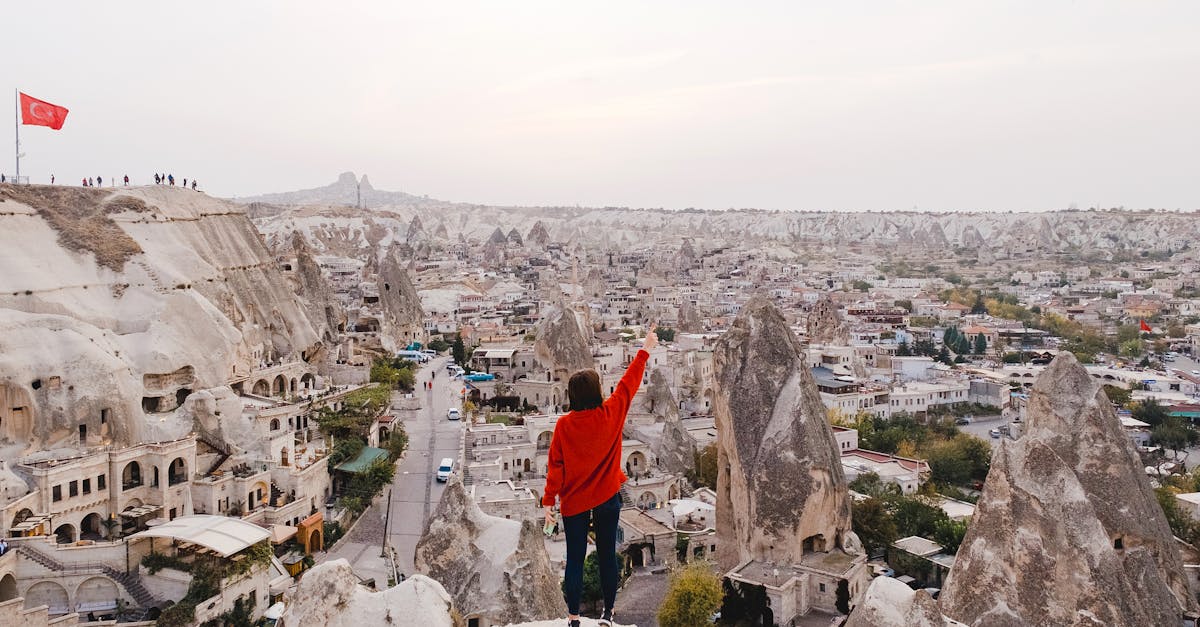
[643,369,695,476]
[415,476,567,625]
[488,227,508,245]
[805,296,851,346]
[677,300,703,333]
[713,296,855,570]
[0,185,320,451]
[939,353,1197,626]
[845,577,964,627]
[375,246,425,352]
[280,560,456,627]
[526,220,550,248]
[533,305,593,378]
[290,231,346,347]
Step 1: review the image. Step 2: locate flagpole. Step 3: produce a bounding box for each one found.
[14,88,19,181]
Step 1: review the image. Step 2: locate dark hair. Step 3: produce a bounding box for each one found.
[567,369,603,411]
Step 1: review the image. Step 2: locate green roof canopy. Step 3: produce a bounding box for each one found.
[334,446,390,473]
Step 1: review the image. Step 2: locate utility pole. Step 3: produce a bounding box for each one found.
[380,486,392,557]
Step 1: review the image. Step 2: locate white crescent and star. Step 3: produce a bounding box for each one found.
[27,101,46,120]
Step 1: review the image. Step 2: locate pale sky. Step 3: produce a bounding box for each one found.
[4,1,1198,211]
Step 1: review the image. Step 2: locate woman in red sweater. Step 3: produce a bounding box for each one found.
[543,327,658,627]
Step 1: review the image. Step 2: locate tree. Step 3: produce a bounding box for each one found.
[852,280,873,292]
[692,443,718,489]
[896,340,913,356]
[1132,398,1169,427]
[932,518,969,554]
[656,327,676,342]
[1102,385,1132,407]
[851,497,898,554]
[936,346,953,365]
[1119,339,1143,358]
[1151,416,1196,460]
[927,442,972,486]
[658,563,723,627]
[973,333,987,355]
[891,496,950,540]
[451,334,467,366]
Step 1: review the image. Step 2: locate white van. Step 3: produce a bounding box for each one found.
[436,458,454,482]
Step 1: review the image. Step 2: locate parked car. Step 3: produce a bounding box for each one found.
[422,349,437,357]
[871,564,895,578]
[989,428,1001,439]
[954,417,971,426]
[436,458,454,482]
[447,408,461,421]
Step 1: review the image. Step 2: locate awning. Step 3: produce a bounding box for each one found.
[119,504,163,518]
[269,525,298,544]
[480,349,515,359]
[263,602,286,620]
[334,446,390,473]
[128,514,270,557]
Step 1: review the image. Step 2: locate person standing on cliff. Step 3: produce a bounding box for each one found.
[544,325,658,627]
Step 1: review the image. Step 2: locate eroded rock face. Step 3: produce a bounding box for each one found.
[376,247,425,352]
[291,232,346,346]
[533,305,593,377]
[644,370,695,476]
[713,296,853,570]
[280,560,455,627]
[415,476,566,625]
[939,353,1196,626]
[805,296,850,346]
[845,577,964,627]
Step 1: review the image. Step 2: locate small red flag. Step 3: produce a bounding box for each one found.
[1139,319,1152,333]
[20,92,69,130]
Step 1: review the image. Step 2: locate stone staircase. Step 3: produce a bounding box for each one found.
[618,484,633,507]
[17,544,158,615]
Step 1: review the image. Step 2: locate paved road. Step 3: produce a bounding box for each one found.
[387,355,464,577]
[318,356,464,583]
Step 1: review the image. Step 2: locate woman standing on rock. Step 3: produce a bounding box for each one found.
[544,326,658,627]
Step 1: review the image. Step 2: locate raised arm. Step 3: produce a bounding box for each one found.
[603,326,657,420]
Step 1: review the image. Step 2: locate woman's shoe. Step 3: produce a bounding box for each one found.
[598,608,614,626]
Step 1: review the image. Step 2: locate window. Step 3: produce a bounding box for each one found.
[69,481,79,497]
[83,478,91,494]
[169,508,177,520]
[819,583,826,593]
[52,485,62,501]
[97,474,106,490]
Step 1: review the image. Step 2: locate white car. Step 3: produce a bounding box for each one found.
[989,428,1001,439]
[447,408,461,421]
[436,458,454,482]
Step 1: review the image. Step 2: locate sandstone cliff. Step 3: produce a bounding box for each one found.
[806,296,850,346]
[939,353,1196,626]
[713,296,854,570]
[0,185,320,452]
[415,476,567,624]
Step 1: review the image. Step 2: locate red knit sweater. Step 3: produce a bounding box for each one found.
[542,349,649,517]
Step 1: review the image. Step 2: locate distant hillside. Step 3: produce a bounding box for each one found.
[236,171,440,209]
[241,173,1200,263]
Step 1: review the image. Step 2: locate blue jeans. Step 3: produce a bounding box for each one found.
[563,491,622,615]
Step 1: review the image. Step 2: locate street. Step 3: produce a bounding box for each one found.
[318,355,465,583]
[387,355,464,576]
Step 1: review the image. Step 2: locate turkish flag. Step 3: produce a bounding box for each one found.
[20,92,69,130]
[1140,319,1152,333]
